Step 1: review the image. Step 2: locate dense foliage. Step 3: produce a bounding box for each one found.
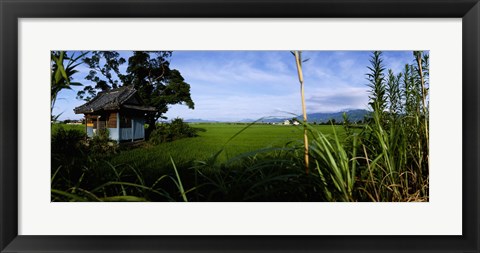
[149,118,204,145]
[314,51,429,201]
[51,125,118,198]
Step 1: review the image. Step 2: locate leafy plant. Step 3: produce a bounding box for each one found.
[88,128,118,157]
[309,123,358,201]
[149,118,203,144]
[51,51,86,120]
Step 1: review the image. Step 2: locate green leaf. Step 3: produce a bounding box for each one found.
[59,66,69,84]
[170,156,188,202]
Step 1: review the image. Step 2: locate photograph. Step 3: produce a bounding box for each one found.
[51,50,429,202]
[2,0,478,251]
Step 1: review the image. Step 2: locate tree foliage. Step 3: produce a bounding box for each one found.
[77,51,126,100]
[77,51,195,136]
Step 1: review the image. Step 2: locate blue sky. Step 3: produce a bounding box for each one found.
[53,51,415,121]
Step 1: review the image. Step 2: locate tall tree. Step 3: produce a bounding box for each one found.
[77,51,195,136]
[76,51,126,100]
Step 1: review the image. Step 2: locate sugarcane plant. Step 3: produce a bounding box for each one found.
[293,51,310,174]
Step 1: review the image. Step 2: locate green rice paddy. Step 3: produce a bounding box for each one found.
[110,123,345,173]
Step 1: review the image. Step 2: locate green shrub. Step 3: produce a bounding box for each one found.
[51,124,88,193]
[149,118,203,144]
[88,128,118,156]
[51,125,87,160]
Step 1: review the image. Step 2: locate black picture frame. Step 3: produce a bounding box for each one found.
[1,0,479,252]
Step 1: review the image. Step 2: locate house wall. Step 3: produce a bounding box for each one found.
[108,128,119,141]
[119,128,132,141]
[133,118,145,139]
[86,115,94,137]
[119,116,145,141]
[85,113,118,140]
[86,126,94,137]
[85,112,145,142]
[107,112,117,128]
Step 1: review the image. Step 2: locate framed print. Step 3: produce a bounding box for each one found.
[1,0,479,252]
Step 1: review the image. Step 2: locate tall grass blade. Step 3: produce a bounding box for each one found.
[170,156,188,202]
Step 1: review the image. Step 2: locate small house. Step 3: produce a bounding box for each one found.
[74,86,156,142]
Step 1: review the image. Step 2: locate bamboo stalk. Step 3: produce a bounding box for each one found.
[415,52,429,161]
[294,51,309,174]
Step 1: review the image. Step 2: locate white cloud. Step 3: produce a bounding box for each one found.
[177,59,296,90]
[166,93,301,121]
[305,87,369,113]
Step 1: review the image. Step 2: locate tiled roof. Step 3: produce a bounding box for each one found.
[74,86,156,114]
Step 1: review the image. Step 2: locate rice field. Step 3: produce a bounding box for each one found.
[110,123,346,173]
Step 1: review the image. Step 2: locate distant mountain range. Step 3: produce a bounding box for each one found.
[183,118,219,123]
[304,109,370,123]
[185,109,370,123]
